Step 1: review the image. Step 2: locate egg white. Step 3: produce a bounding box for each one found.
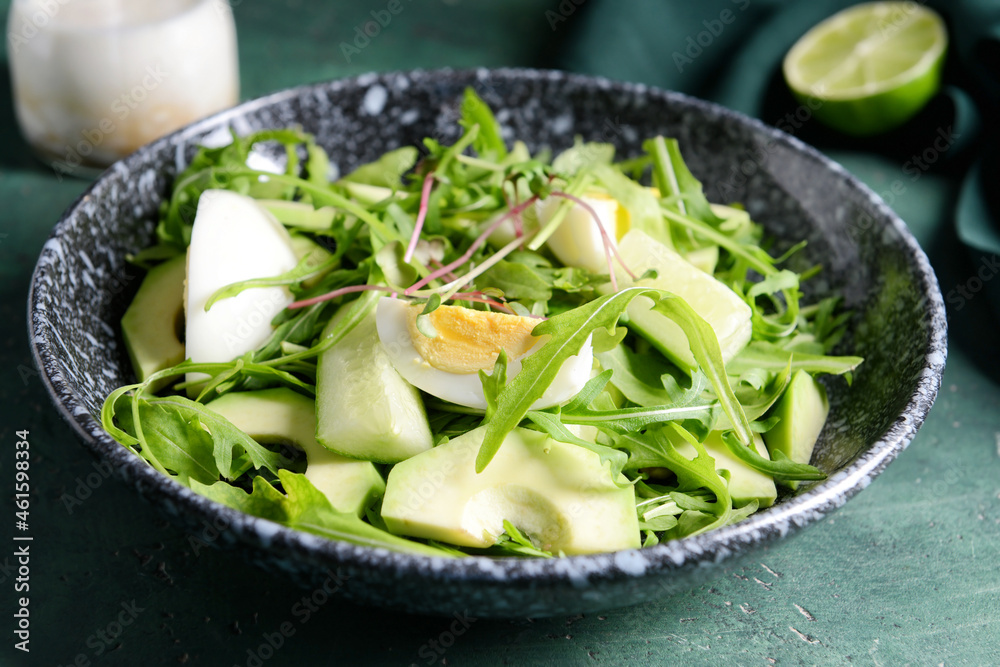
[536,193,624,274]
[374,297,593,410]
[185,190,298,372]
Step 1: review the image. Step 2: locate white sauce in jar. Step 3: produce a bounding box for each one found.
[7,0,239,172]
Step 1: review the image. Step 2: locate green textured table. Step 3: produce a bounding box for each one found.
[2,2,999,665]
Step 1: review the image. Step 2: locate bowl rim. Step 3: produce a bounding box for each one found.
[28,66,948,587]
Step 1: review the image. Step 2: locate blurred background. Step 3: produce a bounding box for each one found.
[1,0,999,665]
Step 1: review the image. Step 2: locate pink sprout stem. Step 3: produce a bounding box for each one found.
[605,240,618,292]
[405,195,540,296]
[403,173,436,264]
[429,257,459,283]
[450,292,516,314]
[503,188,525,240]
[289,284,395,309]
[548,191,637,291]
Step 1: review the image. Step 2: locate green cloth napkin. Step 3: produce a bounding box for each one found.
[556,0,999,256]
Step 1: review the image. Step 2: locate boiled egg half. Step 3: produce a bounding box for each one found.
[375,297,592,410]
[536,192,631,274]
[185,190,298,374]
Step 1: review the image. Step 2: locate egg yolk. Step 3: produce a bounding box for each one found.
[403,303,538,374]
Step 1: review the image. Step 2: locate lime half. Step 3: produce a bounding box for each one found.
[783,2,948,136]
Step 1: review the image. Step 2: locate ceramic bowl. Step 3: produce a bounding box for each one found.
[29,68,947,618]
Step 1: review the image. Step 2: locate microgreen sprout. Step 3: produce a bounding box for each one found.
[403,173,436,263]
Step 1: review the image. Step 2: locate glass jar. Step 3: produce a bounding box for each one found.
[7,0,240,176]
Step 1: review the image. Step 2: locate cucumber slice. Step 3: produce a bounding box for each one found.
[616,229,752,373]
[316,303,433,464]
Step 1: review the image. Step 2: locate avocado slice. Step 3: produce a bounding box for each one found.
[671,430,777,509]
[763,370,829,490]
[121,254,186,389]
[206,388,385,516]
[381,426,640,555]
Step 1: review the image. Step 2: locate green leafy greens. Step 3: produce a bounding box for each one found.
[102,88,862,558]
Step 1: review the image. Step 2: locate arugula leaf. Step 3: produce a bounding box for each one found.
[748,279,802,341]
[476,288,643,471]
[549,371,716,434]
[205,253,339,310]
[477,259,553,302]
[460,87,507,159]
[175,359,315,398]
[477,287,752,472]
[660,205,777,277]
[540,265,607,295]
[662,138,725,224]
[254,299,339,362]
[557,400,717,434]
[191,471,453,557]
[142,394,292,479]
[711,362,792,432]
[665,499,760,541]
[429,125,480,186]
[613,425,733,537]
[747,269,800,299]
[374,240,420,291]
[597,344,700,407]
[802,297,853,352]
[479,349,508,424]
[258,287,381,368]
[671,490,717,513]
[116,399,221,484]
[720,432,826,481]
[340,146,419,188]
[552,139,615,176]
[159,128,324,247]
[644,136,725,230]
[650,295,752,446]
[727,341,863,377]
[102,384,143,448]
[305,140,332,187]
[562,368,614,413]
[494,520,554,558]
[639,514,679,532]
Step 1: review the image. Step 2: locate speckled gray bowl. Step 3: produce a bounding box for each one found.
[29,68,946,618]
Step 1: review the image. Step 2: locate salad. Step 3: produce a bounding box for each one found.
[103,89,862,558]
